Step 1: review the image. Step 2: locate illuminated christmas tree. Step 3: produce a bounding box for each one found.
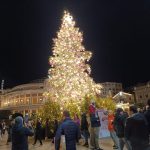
[45,11,101,113]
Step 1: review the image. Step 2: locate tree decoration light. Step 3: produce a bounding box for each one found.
[45,11,102,111]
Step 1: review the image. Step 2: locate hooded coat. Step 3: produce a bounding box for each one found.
[125,113,149,150]
[12,116,34,150]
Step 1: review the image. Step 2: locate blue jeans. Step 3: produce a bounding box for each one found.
[82,130,89,143]
[118,138,132,150]
[110,131,119,147]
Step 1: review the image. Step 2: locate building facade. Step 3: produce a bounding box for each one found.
[113,91,133,103]
[101,82,123,97]
[0,79,45,115]
[133,81,150,104]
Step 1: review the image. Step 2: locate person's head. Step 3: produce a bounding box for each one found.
[116,108,124,115]
[15,116,23,128]
[12,113,23,120]
[63,110,70,119]
[108,110,113,115]
[129,105,137,115]
[81,112,86,117]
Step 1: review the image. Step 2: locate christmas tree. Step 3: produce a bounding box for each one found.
[45,11,101,113]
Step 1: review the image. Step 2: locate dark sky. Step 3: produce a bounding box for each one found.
[0,0,150,88]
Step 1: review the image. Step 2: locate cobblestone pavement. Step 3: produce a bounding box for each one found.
[0,133,126,150]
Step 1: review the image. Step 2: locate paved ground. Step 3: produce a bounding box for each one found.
[0,133,126,150]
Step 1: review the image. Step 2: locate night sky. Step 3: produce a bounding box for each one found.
[0,0,150,88]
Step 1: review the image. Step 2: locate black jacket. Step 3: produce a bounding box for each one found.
[90,113,100,128]
[114,113,127,138]
[81,113,88,131]
[125,113,149,148]
[35,121,42,137]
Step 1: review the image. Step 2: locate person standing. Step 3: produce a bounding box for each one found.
[74,113,81,144]
[52,119,58,143]
[6,120,13,145]
[108,110,119,149]
[33,118,43,146]
[125,105,150,150]
[74,114,80,126]
[2,120,6,135]
[114,108,131,150]
[81,112,89,147]
[55,110,80,150]
[45,118,50,140]
[89,102,103,150]
[12,116,34,150]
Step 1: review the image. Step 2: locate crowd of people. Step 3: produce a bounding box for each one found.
[0,99,150,150]
[107,99,150,150]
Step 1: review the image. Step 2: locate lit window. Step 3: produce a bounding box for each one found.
[32,97,37,104]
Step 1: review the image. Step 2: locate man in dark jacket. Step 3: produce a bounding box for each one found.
[125,105,150,150]
[89,110,103,150]
[33,118,43,145]
[55,110,80,150]
[12,116,34,150]
[81,112,89,147]
[114,108,131,150]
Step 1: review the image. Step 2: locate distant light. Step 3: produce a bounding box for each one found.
[119,91,122,96]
